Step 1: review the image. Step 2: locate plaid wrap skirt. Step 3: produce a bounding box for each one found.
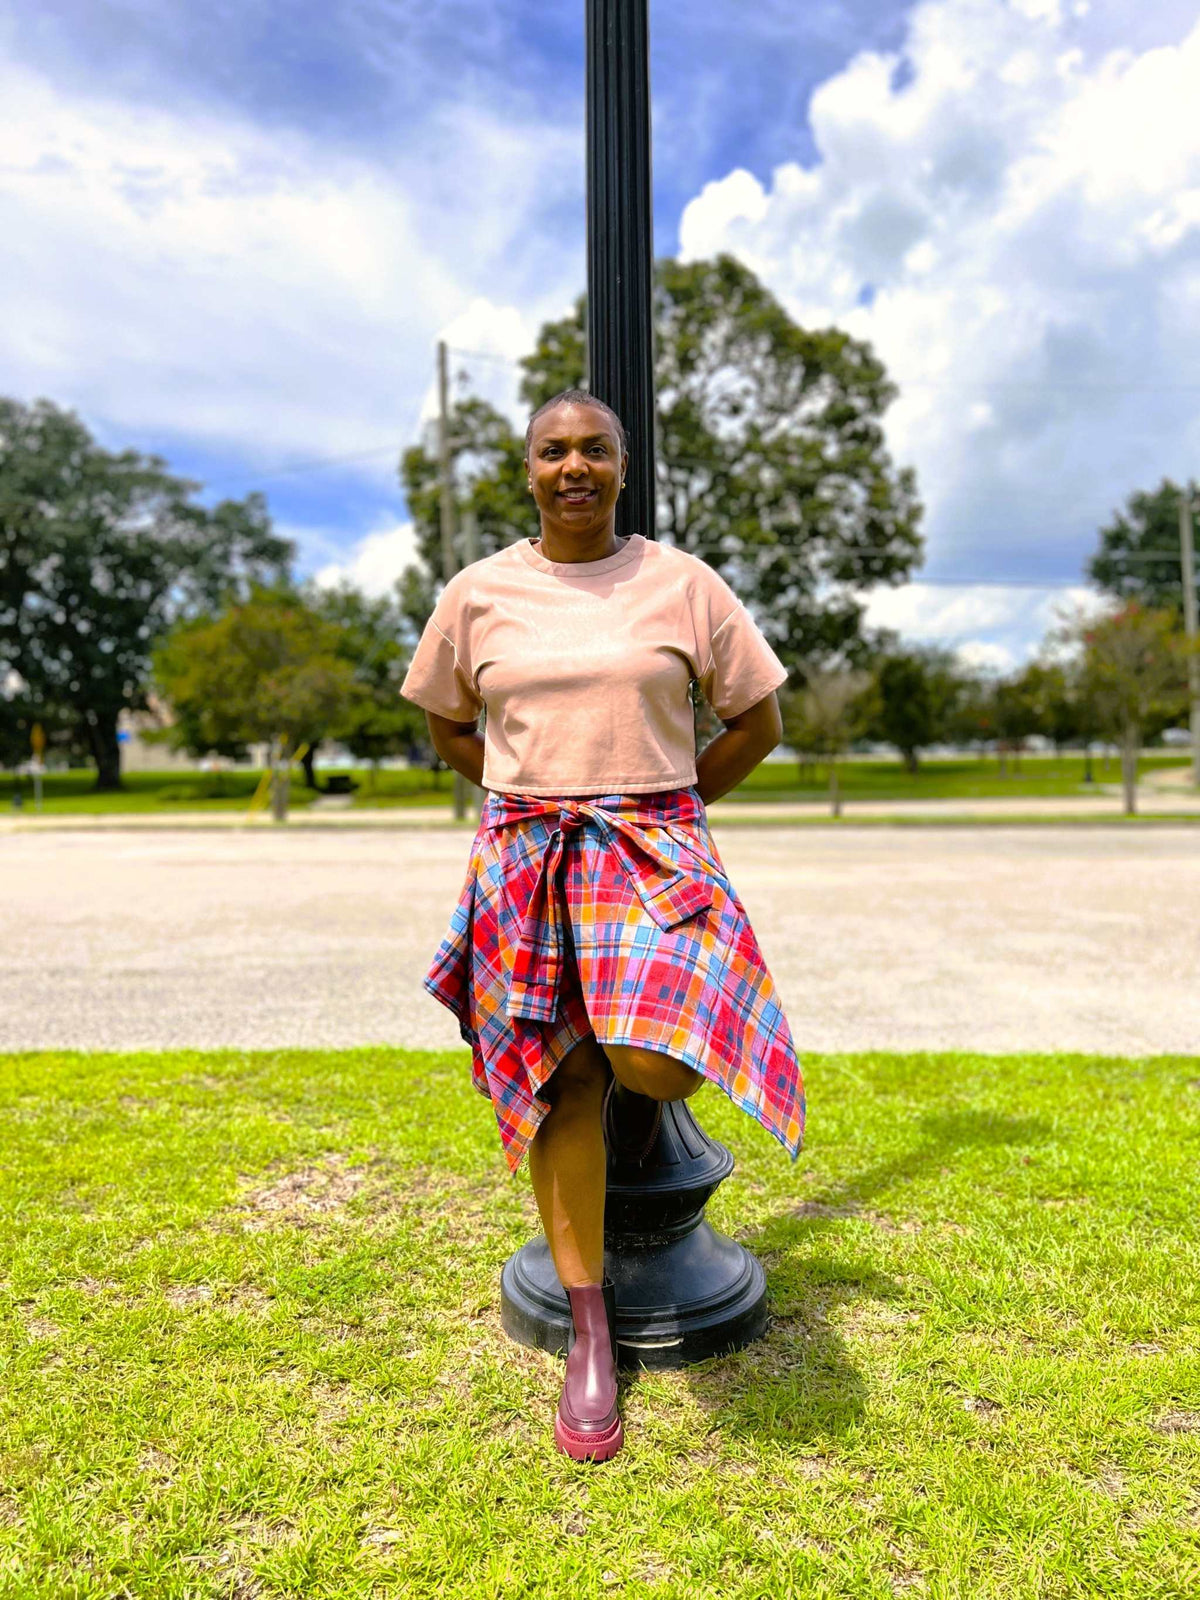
[424,784,806,1174]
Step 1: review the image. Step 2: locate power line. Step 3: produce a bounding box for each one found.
[450,344,1200,390]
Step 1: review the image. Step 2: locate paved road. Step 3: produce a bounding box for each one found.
[4,826,1198,1057]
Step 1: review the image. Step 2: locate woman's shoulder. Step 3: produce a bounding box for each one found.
[440,540,525,603]
[640,539,736,601]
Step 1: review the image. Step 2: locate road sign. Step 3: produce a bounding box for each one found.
[30,722,45,757]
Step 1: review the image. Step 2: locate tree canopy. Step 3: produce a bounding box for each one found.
[306,582,428,772]
[1070,602,1189,812]
[867,648,962,773]
[0,398,292,788]
[1089,478,1196,613]
[152,589,358,766]
[400,254,923,670]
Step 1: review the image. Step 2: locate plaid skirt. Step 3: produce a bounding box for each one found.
[423,784,806,1174]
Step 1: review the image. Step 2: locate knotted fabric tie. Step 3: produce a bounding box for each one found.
[487,796,715,1027]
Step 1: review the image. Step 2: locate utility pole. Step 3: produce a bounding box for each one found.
[460,506,483,813]
[437,338,468,822]
[1180,486,1200,790]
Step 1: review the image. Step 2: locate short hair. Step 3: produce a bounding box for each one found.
[524,389,628,457]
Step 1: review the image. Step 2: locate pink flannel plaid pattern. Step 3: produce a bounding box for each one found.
[423,784,806,1174]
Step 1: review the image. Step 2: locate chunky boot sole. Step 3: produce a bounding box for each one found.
[553,1407,624,1462]
[556,1277,624,1461]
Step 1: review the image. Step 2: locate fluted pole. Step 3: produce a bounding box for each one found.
[585,0,656,543]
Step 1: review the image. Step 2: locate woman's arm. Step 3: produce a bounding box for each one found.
[426,710,486,788]
[694,690,783,806]
[428,688,783,803]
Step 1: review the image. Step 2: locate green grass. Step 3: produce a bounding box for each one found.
[0,767,460,815]
[0,770,318,815]
[2,1048,1198,1598]
[2,755,1192,816]
[724,753,1193,805]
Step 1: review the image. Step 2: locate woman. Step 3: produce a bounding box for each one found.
[401,389,805,1463]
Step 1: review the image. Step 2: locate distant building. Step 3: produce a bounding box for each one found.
[116,696,271,772]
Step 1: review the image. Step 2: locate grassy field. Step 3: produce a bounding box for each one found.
[2,1047,1198,1598]
[1,754,1192,815]
[728,753,1191,804]
[0,770,319,815]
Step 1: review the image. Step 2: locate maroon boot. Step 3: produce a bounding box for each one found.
[554,1278,623,1462]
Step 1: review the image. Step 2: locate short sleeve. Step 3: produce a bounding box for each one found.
[400,575,483,722]
[697,586,789,721]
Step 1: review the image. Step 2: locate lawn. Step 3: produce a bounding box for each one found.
[1,754,1192,816]
[724,753,1191,804]
[0,770,319,815]
[2,1048,1198,1598]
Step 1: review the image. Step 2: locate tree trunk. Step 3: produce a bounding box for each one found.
[1083,746,1094,784]
[301,743,320,792]
[903,748,919,775]
[270,738,292,823]
[1120,729,1139,817]
[829,758,842,818]
[84,709,123,791]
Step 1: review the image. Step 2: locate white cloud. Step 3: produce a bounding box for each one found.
[311,518,421,598]
[863,580,1109,666]
[0,57,580,472]
[955,640,1019,673]
[679,0,1200,664]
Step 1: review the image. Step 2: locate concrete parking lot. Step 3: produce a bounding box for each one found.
[4,824,1198,1056]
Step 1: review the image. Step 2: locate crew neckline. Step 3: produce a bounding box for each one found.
[517,533,644,576]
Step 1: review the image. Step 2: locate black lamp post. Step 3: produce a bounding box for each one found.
[499,0,767,1369]
[583,0,656,545]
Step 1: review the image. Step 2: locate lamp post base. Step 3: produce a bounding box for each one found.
[500,1098,768,1370]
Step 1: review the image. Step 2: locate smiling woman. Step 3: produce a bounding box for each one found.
[400,389,803,1463]
[523,390,630,559]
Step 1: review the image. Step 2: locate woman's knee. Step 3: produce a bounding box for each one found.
[542,1034,609,1108]
[605,1043,703,1102]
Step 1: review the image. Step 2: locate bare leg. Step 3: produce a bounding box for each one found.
[606,1043,705,1102]
[527,1034,610,1288]
[529,1039,703,1284]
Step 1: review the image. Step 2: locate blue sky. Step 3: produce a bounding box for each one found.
[2,0,1199,668]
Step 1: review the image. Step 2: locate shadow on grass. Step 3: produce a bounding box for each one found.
[685,1109,1052,1448]
[792,1108,1054,1221]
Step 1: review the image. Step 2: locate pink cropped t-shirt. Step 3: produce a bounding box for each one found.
[399,534,788,797]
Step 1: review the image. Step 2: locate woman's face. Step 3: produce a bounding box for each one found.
[525,402,628,541]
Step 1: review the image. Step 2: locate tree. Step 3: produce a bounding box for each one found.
[0,685,44,772]
[400,255,924,669]
[989,670,1044,775]
[400,395,535,584]
[306,582,428,790]
[1016,660,1081,755]
[153,589,357,821]
[0,399,292,790]
[1089,479,1197,613]
[780,668,873,815]
[868,649,961,773]
[940,670,993,754]
[1072,603,1188,814]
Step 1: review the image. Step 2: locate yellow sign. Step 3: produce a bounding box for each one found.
[30,723,45,757]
